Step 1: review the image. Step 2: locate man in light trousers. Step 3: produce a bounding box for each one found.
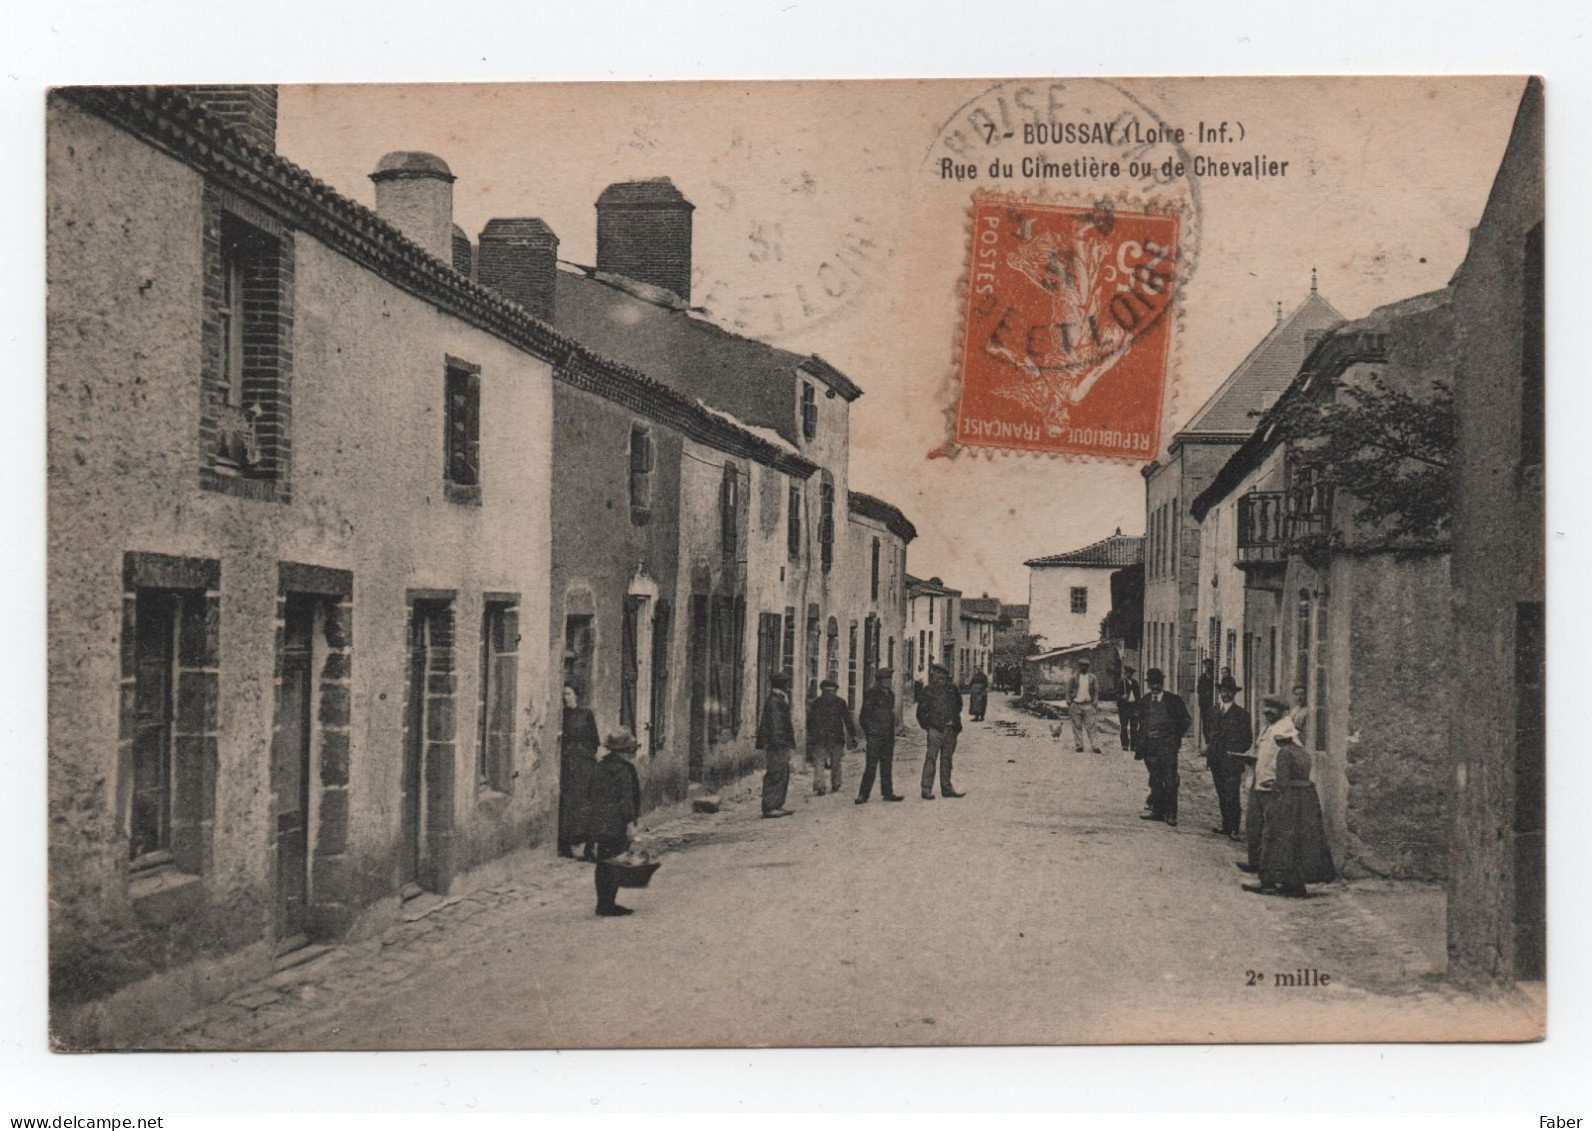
[1067,657,1102,753]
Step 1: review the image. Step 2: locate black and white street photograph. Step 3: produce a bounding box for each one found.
[40,74,1549,1051]
[9,2,1590,1116]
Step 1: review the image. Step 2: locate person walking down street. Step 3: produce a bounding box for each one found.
[1118,665,1142,753]
[1244,725,1336,898]
[589,729,643,917]
[1066,658,1103,753]
[1239,698,1291,876]
[1197,659,1216,750]
[806,678,858,796]
[1138,667,1191,826]
[756,671,796,818]
[558,683,600,861]
[1205,675,1253,840]
[917,664,966,800]
[967,669,990,722]
[856,668,904,803]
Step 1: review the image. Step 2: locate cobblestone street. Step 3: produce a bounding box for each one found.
[162,699,1539,1050]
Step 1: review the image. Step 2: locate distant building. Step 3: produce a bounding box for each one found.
[957,596,1001,686]
[844,491,918,717]
[1024,530,1144,652]
[1446,78,1544,985]
[1141,288,1345,702]
[905,576,961,691]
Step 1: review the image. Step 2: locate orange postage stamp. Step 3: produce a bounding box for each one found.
[955,194,1180,460]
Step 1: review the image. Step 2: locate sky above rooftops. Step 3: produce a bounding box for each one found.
[277,78,1522,599]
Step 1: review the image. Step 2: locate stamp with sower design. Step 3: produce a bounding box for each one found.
[955,193,1180,460]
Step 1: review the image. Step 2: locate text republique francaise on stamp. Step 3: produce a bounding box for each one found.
[955,194,1180,461]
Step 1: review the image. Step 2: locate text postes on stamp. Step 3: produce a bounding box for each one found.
[955,194,1179,460]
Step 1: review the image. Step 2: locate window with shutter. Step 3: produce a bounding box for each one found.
[721,463,740,560]
[629,425,654,524]
[444,358,482,504]
[819,482,835,572]
[801,382,818,440]
[787,483,802,561]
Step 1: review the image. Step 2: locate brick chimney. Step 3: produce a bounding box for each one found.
[477,218,560,320]
[177,85,278,151]
[451,224,474,278]
[370,151,455,263]
[595,177,694,303]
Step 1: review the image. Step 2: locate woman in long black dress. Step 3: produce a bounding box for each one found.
[1245,731,1336,898]
[558,683,600,860]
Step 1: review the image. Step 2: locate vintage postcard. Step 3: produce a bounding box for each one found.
[45,76,1544,1050]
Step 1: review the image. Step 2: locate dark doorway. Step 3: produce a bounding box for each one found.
[402,599,453,895]
[272,594,317,949]
[688,595,709,782]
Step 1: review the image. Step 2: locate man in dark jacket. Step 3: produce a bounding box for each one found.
[1118,665,1142,753]
[1138,667,1191,826]
[1204,674,1254,839]
[1197,658,1216,748]
[806,677,858,796]
[917,664,966,799]
[856,668,903,803]
[756,670,796,817]
[589,728,643,917]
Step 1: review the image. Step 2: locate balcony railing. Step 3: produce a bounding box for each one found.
[1235,488,1332,567]
[1236,492,1287,566]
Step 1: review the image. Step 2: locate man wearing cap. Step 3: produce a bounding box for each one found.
[807,677,858,796]
[1138,667,1191,826]
[589,728,643,917]
[1205,674,1254,839]
[1065,657,1103,753]
[856,668,904,803]
[1118,664,1142,753]
[916,664,966,799]
[1239,697,1293,874]
[756,671,796,818]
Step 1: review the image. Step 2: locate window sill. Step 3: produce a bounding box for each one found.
[445,482,483,506]
[201,467,285,503]
[129,862,203,922]
[476,785,512,804]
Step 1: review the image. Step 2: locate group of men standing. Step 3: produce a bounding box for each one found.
[754,662,967,816]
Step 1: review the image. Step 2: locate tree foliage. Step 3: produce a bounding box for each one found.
[1265,372,1455,546]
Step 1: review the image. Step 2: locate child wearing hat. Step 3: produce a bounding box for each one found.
[589,728,643,917]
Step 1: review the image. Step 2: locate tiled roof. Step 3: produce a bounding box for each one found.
[906,575,961,597]
[847,490,918,543]
[1178,291,1346,437]
[999,603,1030,620]
[960,597,1001,620]
[555,267,847,445]
[1025,531,1144,569]
[58,86,817,481]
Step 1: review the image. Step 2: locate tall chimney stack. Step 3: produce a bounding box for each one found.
[177,85,278,151]
[477,218,560,320]
[595,177,694,303]
[370,151,456,263]
[451,224,475,278]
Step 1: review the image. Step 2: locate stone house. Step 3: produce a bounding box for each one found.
[1024,531,1144,653]
[1445,78,1544,985]
[905,576,961,694]
[47,87,578,1039]
[844,491,918,717]
[1140,287,1344,709]
[957,596,1000,687]
[1190,291,1456,880]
